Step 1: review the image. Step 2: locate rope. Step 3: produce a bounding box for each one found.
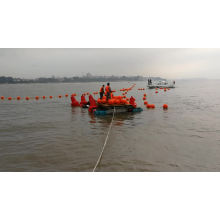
[93,107,116,172]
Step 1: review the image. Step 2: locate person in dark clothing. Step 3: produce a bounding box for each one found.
[99,85,105,99]
[105,82,112,101]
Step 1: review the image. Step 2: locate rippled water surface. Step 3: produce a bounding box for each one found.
[0,80,220,171]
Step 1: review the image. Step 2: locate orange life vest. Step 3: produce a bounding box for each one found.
[100,87,104,93]
[105,86,110,93]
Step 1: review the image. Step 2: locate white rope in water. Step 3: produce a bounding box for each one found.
[93,107,116,172]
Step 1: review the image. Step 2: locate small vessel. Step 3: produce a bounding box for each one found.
[147,80,175,89]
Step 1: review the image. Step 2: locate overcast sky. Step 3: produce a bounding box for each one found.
[0,48,220,79]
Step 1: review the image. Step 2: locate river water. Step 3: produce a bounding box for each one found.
[0,80,220,171]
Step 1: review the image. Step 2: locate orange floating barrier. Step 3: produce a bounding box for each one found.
[17,96,21,100]
[163,104,168,109]
[155,91,158,94]
[25,97,29,101]
[35,96,39,100]
[42,96,46,99]
[1,96,4,100]
[143,94,147,97]
[143,97,146,100]
[49,96,53,99]
[144,101,148,105]
[65,94,69,97]
[58,95,62,98]
[8,97,12,100]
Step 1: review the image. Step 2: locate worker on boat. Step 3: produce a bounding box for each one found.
[99,85,105,99]
[105,82,112,101]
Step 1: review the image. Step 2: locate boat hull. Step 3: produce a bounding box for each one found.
[94,104,143,115]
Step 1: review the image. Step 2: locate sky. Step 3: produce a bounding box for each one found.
[0,48,220,79]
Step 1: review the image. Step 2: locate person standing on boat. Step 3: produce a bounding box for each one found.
[105,82,112,101]
[99,84,105,99]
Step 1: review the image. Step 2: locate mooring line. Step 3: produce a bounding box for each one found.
[93,107,116,172]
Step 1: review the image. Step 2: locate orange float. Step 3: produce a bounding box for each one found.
[115,99,120,105]
[25,97,30,101]
[49,96,53,99]
[17,96,21,100]
[143,97,146,100]
[65,94,69,97]
[147,104,155,109]
[108,99,114,105]
[42,96,46,99]
[155,91,158,94]
[58,95,62,98]
[121,99,127,104]
[144,101,148,105]
[1,96,4,100]
[144,94,147,97]
[35,96,39,100]
[8,97,12,100]
[163,104,168,109]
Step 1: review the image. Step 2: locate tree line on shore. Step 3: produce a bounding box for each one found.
[0,75,164,84]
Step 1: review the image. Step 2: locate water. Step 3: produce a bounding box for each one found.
[0,80,220,171]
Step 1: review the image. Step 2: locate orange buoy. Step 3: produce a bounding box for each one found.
[121,99,127,104]
[58,95,62,98]
[17,96,21,100]
[49,96,53,99]
[25,97,29,101]
[164,89,167,92]
[8,97,12,100]
[108,99,114,105]
[163,104,168,109]
[147,104,155,109]
[144,101,148,105]
[115,99,120,105]
[144,94,147,97]
[35,96,39,100]
[42,96,46,99]
[155,91,158,94]
[65,94,68,97]
[1,96,4,100]
[143,97,146,100]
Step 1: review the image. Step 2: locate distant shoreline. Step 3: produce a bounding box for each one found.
[0,76,164,84]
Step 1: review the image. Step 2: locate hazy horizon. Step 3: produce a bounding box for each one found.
[0,48,220,79]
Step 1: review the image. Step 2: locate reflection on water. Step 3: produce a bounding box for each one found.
[0,80,220,171]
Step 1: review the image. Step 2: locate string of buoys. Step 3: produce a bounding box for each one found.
[140,88,169,110]
[0,94,75,101]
